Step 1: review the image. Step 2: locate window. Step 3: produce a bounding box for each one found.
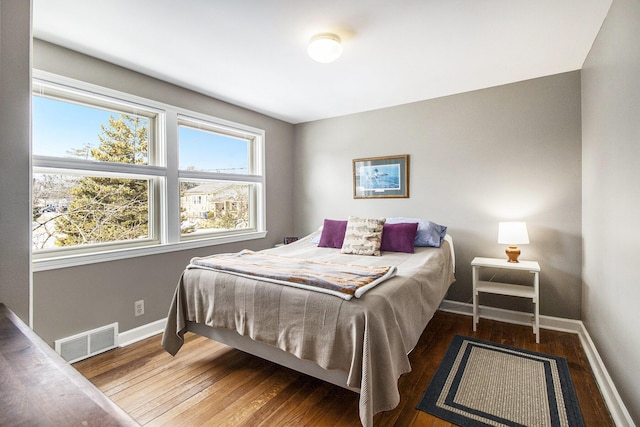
[32,73,266,270]
[178,116,263,240]
[32,172,153,250]
[32,82,161,257]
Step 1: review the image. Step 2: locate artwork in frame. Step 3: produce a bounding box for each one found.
[353,154,409,199]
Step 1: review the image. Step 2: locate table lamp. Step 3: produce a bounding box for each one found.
[498,221,529,263]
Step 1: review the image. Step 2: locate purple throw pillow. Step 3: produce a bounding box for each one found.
[380,222,419,253]
[318,219,348,248]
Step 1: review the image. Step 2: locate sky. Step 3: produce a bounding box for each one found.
[178,126,248,173]
[32,96,112,157]
[32,95,248,173]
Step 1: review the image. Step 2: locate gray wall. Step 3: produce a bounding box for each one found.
[31,40,296,345]
[582,0,640,423]
[0,0,32,323]
[294,72,583,319]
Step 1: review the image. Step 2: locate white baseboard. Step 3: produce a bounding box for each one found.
[439,299,635,427]
[118,318,166,348]
[576,322,635,427]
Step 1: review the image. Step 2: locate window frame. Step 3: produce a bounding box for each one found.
[32,70,267,272]
[177,114,264,241]
[32,169,162,256]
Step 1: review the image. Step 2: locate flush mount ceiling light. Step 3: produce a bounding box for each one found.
[307,33,343,63]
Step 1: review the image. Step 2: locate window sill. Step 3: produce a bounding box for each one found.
[32,231,268,272]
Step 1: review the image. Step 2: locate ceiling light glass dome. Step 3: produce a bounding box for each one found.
[307,33,343,63]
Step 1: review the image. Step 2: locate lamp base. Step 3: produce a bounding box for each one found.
[505,245,521,263]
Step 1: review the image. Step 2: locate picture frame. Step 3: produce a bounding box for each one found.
[353,154,409,199]
[283,236,299,245]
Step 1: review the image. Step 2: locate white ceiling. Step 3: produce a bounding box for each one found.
[33,0,611,124]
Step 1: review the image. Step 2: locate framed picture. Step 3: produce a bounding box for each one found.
[353,154,409,199]
[283,236,299,245]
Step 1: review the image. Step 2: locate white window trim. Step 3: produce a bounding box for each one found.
[31,70,267,272]
[31,231,267,272]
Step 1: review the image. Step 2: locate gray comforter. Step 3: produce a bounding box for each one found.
[162,233,455,426]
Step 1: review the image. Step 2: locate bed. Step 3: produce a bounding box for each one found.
[162,225,455,426]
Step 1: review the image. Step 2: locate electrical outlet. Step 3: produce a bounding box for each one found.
[134,300,144,317]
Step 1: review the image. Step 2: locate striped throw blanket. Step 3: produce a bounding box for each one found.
[188,250,397,300]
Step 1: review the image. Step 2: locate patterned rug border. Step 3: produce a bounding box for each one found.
[417,335,585,427]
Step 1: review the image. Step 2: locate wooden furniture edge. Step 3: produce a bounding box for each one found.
[0,303,138,426]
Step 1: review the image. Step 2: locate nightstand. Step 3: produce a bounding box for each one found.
[471,257,541,343]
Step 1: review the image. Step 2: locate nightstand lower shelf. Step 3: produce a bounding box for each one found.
[475,281,536,299]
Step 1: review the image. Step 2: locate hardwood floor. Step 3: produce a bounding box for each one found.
[73,311,614,426]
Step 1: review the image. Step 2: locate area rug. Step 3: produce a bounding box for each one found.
[417,335,585,427]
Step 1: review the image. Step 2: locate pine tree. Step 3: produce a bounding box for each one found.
[54,115,149,246]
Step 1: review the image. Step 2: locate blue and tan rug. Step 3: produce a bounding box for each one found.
[417,335,585,427]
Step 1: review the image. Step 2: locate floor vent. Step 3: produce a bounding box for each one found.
[55,322,118,363]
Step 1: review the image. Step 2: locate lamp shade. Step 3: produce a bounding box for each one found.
[307,33,342,63]
[498,222,529,245]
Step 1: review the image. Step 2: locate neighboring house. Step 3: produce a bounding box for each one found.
[181,183,247,223]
